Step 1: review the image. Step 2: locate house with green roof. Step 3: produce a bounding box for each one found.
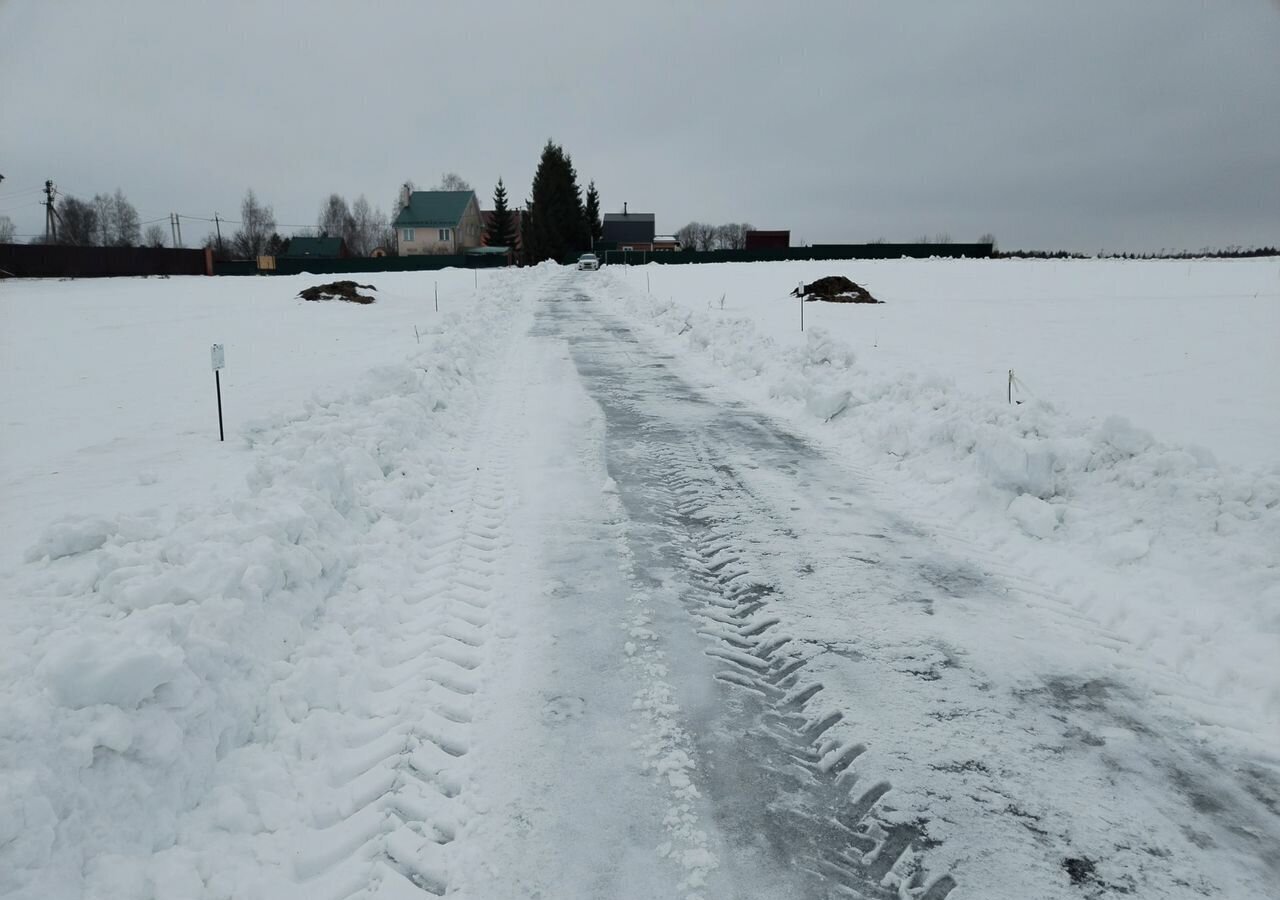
[282,236,349,259]
[393,190,484,255]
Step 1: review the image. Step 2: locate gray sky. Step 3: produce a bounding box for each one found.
[2,0,1278,252]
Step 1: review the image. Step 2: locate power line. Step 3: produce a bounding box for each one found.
[0,185,45,200]
[0,200,45,212]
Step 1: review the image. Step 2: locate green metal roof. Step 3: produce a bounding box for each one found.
[393,191,475,228]
[283,236,344,258]
[465,246,509,255]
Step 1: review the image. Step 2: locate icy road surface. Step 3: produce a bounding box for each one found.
[2,269,1276,899]
[463,275,1276,900]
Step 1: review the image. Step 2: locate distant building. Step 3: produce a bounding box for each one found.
[745,229,790,250]
[601,204,656,251]
[394,191,484,255]
[283,236,349,258]
[652,235,682,251]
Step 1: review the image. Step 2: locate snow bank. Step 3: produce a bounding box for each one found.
[627,257,1280,468]
[602,264,1280,737]
[0,273,521,898]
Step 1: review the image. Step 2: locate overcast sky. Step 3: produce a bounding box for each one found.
[2,0,1278,252]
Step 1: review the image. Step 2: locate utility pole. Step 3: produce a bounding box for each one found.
[175,215,183,248]
[170,213,178,247]
[44,180,57,243]
[214,213,223,254]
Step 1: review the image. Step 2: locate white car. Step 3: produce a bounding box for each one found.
[576,253,600,271]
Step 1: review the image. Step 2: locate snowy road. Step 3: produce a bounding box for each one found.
[459,274,1279,899]
[3,269,1277,899]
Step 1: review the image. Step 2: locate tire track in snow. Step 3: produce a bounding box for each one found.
[288,340,518,900]
[545,290,957,899]
[652,440,956,900]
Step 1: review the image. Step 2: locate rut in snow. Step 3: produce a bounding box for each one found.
[290,370,517,900]
[547,292,957,899]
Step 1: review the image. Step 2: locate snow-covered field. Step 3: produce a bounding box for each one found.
[1,260,1277,898]
[0,271,486,570]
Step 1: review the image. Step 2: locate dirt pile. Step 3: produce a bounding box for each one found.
[298,281,377,304]
[791,276,880,304]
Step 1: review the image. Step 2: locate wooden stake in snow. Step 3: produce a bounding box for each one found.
[799,282,805,332]
[435,281,439,312]
[1008,369,1014,405]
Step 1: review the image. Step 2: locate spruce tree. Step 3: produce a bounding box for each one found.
[486,178,515,248]
[526,140,590,264]
[584,181,603,246]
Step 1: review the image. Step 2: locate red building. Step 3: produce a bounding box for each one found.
[745,229,790,249]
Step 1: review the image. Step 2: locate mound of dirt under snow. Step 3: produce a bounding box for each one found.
[791,276,880,304]
[298,281,377,304]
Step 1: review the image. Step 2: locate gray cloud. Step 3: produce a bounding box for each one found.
[2,0,1277,252]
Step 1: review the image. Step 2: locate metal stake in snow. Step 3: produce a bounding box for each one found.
[799,282,805,332]
[1008,369,1014,405]
[435,281,439,312]
[211,344,226,441]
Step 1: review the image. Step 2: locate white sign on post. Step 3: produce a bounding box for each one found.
[211,344,225,371]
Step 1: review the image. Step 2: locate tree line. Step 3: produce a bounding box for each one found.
[20,189,167,248]
[674,222,756,251]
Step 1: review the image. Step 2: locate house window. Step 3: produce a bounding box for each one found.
[439,228,450,241]
[402,228,414,242]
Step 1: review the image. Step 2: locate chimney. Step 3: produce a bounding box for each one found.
[623,201,628,216]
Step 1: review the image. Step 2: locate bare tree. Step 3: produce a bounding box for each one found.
[346,195,376,256]
[92,194,114,245]
[979,232,998,253]
[0,215,15,243]
[375,207,397,256]
[86,189,141,246]
[696,222,718,251]
[436,172,470,191]
[676,221,718,251]
[231,189,276,258]
[933,232,952,244]
[55,195,98,245]
[110,190,140,246]
[317,194,352,240]
[675,222,700,251]
[713,222,754,250]
[144,224,167,248]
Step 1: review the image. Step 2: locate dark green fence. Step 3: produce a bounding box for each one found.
[590,243,992,267]
[214,253,509,277]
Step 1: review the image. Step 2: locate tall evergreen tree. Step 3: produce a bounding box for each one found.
[485,177,515,248]
[525,140,590,264]
[584,181,602,246]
